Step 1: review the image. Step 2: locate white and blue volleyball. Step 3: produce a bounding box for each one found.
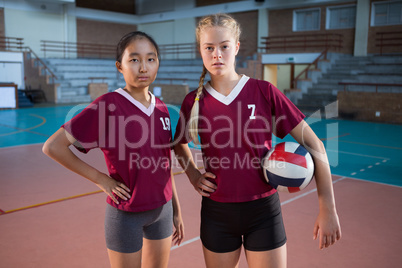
[262,142,314,193]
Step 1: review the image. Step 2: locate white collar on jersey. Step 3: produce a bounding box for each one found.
[204,75,250,105]
[115,88,156,117]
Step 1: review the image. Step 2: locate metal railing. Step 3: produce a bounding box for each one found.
[292,48,328,89]
[375,31,402,55]
[41,40,116,59]
[0,36,57,84]
[40,40,199,60]
[26,47,58,84]
[159,42,197,60]
[259,33,343,53]
[338,82,402,93]
[0,36,24,51]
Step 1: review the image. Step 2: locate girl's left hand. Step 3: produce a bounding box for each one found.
[313,209,341,249]
[172,213,184,246]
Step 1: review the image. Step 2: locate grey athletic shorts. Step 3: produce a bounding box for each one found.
[105,200,173,253]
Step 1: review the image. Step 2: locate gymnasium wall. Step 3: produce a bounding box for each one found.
[76,0,135,15]
[338,92,402,124]
[196,0,243,7]
[0,8,4,36]
[231,10,258,58]
[368,25,402,54]
[0,51,24,88]
[367,0,402,55]
[171,18,197,44]
[268,3,356,54]
[138,18,196,59]
[4,7,76,58]
[76,10,257,60]
[76,19,136,49]
[139,20,175,45]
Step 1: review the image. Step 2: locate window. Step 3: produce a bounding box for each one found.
[372,1,402,26]
[294,8,321,31]
[327,5,356,29]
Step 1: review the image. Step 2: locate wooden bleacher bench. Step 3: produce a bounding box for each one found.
[88,77,107,83]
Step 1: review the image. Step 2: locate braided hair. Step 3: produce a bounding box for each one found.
[189,13,241,144]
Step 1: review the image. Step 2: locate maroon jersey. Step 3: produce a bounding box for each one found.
[63,89,172,212]
[175,76,305,202]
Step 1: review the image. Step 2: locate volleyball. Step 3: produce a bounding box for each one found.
[262,142,314,193]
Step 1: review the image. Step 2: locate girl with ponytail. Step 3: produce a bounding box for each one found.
[44,31,183,268]
[174,13,341,267]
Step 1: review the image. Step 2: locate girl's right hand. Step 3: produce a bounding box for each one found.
[95,173,131,204]
[191,172,217,197]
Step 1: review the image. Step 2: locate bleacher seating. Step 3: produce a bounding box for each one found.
[43,58,117,103]
[43,54,402,106]
[295,55,402,115]
[157,59,208,90]
[42,58,208,104]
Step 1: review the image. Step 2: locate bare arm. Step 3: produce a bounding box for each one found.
[173,143,216,196]
[42,128,130,204]
[289,120,341,249]
[171,171,184,245]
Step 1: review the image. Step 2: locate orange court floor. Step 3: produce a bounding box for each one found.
[0,145,401,268]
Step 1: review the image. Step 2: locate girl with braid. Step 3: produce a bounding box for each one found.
[174,13,341,268]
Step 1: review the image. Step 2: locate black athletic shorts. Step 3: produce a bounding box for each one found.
[200,192,287,253]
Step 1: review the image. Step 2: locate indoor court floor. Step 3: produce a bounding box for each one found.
[0,104,401,268]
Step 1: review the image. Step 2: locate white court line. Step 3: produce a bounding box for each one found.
[171,236,200,251]
[170,176,347,251]
[280,188,318,206]
[333,173,402,188]
[326,149,390,160]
